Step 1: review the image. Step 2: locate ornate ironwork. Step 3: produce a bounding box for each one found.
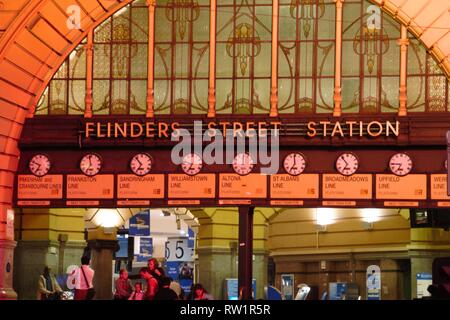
[226,23,262,76]
[353,25,389,74]
[165,0,200,40]
[290,0,325,38]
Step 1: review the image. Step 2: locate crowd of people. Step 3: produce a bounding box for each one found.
[113,258,213,301]
[38,256,213,300]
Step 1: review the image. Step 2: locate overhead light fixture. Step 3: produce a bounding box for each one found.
[316,208,335,228]
[92,209,125,228]
[316,224,327,232]
[362,208,380,223]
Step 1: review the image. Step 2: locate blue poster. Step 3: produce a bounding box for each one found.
[180,279,193,295]
[188,228,195,248]
[166,261,180,280]
[165,261,194,296]
[329,282,347,300]
[116,234,128,258]
[129,210,150,237]
[136,237,153,262]
[225,279,256,300]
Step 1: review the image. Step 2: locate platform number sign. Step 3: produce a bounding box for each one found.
[165,237,192,262]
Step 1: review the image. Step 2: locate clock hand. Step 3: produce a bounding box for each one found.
[342,157,349,169]
[391,162,403,170]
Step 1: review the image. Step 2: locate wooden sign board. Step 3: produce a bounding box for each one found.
[168,174,216,198]
[376,174,426,200]
[430,174,450,200]
[118,174,164,199]
[17,175,63,199]
[270,174,318,199]
[219,174,267,198]
[67,175,114,199]
[322,174,372,199]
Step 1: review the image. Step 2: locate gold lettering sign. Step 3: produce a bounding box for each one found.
[430,174,450,200]
[17,175,63,199]
[322,174,372,199]
[168,174,216,198]
[117,174,164,199]
[270,174,318,199]
[85,120,400,139]
[67,175,114,199]
[376,174,426,200]
[219,174,267,198]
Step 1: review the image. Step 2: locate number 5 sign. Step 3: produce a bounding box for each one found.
[165,237,193,262]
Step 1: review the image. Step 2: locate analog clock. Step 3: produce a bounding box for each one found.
[389,153,412,176]
[232,153,254,176]
[80,153,102,176]
[181,153,203,176]
[336,153,359,176]
[130,153,152,176]
[284,153,307,176]
[29,154,51,177]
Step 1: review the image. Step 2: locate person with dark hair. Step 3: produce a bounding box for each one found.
[114,269,132,300]
[147,258,165,283]
[128,282,145,300]
[154,277,178,300]
[68,256,95,300]
[191,283,214,300]
[139,267,158,300]
[37,266,62,300]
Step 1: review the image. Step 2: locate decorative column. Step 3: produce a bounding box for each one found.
[270,0,279,117]
[146,0,156,118]
[238,206,254,300]
[398,25,409,116]
[207,0,217,118]
[88,228,119,300]
[84,30,94,118]
[0,239,17,300]
[333,0,344,117]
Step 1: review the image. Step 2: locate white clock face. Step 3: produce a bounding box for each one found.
[29,154,51,177]
[232,153,254,176]
[336,153,359,176]
[389,153,412,176]
[284,153,306,176]
[130,153,152,176]
[80,153,102,176]
[181,153,203,176]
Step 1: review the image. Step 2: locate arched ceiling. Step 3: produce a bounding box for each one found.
[372,0,450,77]
[0,0,448,148]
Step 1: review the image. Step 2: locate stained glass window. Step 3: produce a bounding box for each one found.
[278,0,335,114]
[35,0,449,116]
[154,0,210,115]
[216,0,272,114]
